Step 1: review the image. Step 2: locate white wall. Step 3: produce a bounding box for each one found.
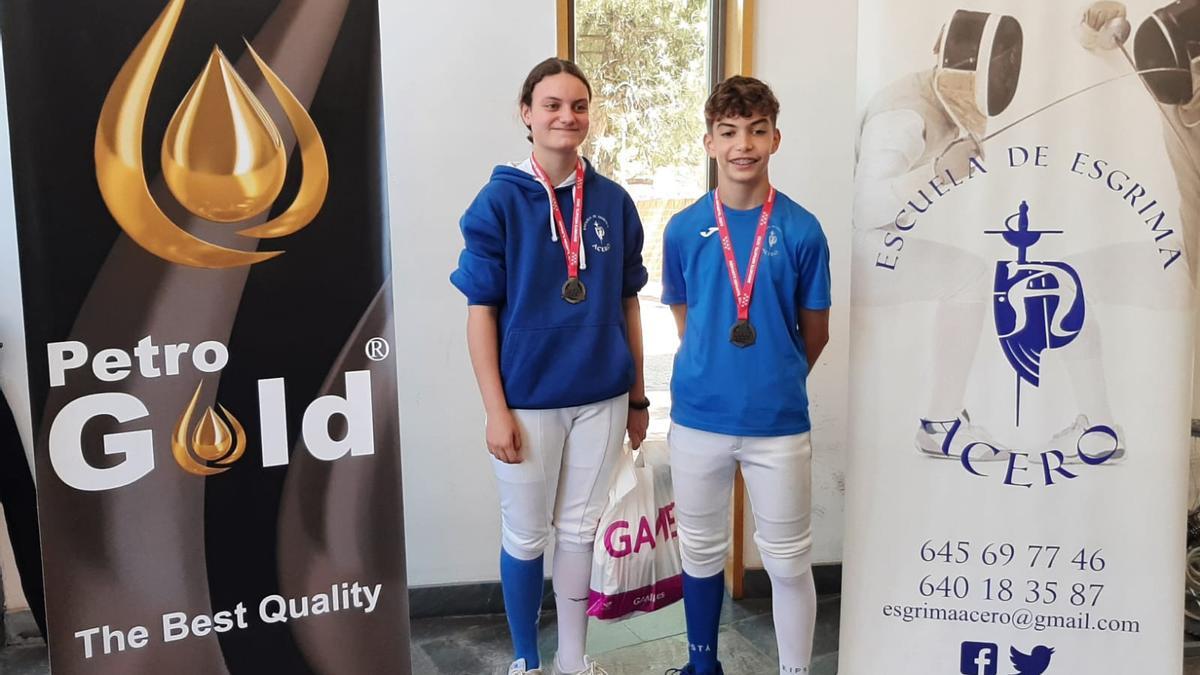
[742,0,858,568]
[385,1,858,586]
[0,45,34,470]
[383,2,555,586]
[0,41,35,617]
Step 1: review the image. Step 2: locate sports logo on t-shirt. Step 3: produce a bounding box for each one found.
[764,226,783,257]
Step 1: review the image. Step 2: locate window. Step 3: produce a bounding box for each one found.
[572,0,716,288]
[563,0,751,442]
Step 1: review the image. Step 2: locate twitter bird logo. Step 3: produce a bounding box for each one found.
[1010,645,1054,675]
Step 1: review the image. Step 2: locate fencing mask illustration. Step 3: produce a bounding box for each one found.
[1135,0,1200,105]
[935,9,1024,139]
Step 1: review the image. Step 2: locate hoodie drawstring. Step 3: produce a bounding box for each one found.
[542,178,587,270]
[542,181,558,244]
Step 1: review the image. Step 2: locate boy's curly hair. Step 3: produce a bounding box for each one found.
[704,76,780,129]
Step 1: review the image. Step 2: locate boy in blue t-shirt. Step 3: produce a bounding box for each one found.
[662,76,831,675]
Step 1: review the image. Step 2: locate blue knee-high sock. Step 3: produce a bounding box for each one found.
[500,548,544,668]
[683,571,724,674]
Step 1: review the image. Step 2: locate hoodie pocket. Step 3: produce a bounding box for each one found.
[500,323,634,407]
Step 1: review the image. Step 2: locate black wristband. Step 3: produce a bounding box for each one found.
[629,397,651,410]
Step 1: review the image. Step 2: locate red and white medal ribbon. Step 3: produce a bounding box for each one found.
[713,186,777,323]
[529,155,586,277]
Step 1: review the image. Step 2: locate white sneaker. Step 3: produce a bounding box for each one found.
[509,659,543,675]
[915,410,1009,461]
[1042,415,1125,464]
[552,655,608,675]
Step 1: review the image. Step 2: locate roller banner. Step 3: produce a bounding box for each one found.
[843,1,1195,672]
[0,0,409,672]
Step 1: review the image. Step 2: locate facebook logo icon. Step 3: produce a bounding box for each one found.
[961,641,999,675]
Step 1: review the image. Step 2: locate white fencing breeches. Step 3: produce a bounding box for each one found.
[669,423,814,579]
[492,394,628,559]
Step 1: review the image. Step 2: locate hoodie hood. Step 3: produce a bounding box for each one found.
[490,157,600,269]
[490,157,598,194]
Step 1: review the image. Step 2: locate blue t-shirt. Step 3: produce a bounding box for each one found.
[450,161,648,409]
[662,190,831,436]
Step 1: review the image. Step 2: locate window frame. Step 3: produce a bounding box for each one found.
[557,0,753,75]
[556,0,755,189]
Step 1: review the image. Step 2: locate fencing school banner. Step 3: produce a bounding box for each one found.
[0,0,409,672]
[843,1,1194,672]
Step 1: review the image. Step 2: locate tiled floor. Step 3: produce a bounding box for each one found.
[411,595,839,674]
[0,644,48,675]
[4,598,1200,674]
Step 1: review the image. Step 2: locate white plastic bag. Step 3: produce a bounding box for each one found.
[587,441,682,620]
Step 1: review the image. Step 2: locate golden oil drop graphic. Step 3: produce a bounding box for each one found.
[95,0,329,269]
[173,382,247,476]
[162,47,287,223]
[192,407,233,461]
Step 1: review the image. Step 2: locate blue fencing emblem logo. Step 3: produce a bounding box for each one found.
[987,201,1084,425]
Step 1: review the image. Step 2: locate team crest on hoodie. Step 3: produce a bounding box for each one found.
[587,214,612,254]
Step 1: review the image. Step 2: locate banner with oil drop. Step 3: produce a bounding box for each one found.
[841,1,1194,673]
[0,0,408,672]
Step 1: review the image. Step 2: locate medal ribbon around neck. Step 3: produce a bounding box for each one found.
[713,186,777,323]
[529,154,585,281]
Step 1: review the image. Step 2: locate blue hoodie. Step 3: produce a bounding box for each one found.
[451,160,648,409]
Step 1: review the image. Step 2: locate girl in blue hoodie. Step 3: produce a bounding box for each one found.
[450,58,649,675]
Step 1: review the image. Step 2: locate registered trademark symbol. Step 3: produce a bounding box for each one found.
[365,337,390,361]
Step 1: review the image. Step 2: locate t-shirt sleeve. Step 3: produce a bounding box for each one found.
[622,194,649,298]
[660,215,687,305]
[449,190,506,306]
[796,217,832,311]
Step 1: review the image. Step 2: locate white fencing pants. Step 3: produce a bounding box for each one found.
[668,423,813,579]
[493,394,628,559]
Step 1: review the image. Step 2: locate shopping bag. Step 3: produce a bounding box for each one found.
[587,440,682,620]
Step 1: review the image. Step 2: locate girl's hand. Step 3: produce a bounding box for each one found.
[487,409,523,463]
[627,408,649,450]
